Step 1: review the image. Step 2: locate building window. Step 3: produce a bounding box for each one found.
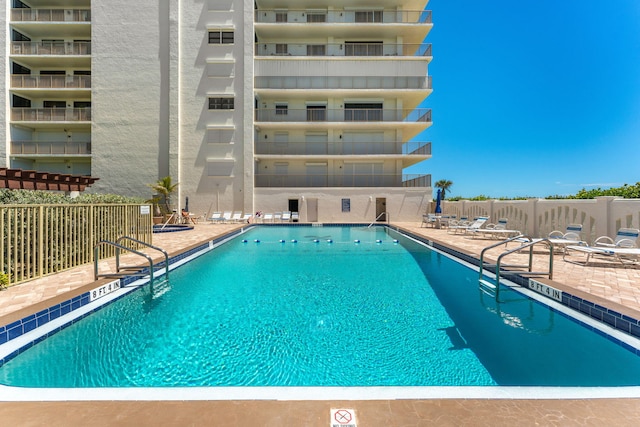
[209,30,234,44]
[345,41,383,56]
[209,97,234,110]
[306,44,326,56]
[355,11,383,23]
[306,105,326,121]
[344,103,382,121]
[275,44,288,55]
[275,104,288,115]
[306,12,326,23]
[275,11,288,22]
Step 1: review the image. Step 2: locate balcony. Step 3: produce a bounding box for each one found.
[255,76,431,91]
[11,108,92,122]
[255,141,431,156]
[255,9,431,24]
[11,41,91,56]
[11,8,91,22]
[11,74,91,89]
[11,141,91,156]
[255,108,431,123]
[255,43,431,58]
[254,173,431,188]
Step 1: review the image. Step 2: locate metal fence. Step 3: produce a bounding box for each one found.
[0,204,152,287]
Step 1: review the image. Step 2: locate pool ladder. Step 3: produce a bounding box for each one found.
[94,236,169,291]
[478,235,553,299]
[367,211,389,228]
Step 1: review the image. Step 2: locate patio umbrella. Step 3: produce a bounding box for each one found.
[435,189,442,214]
[185,196,189,212]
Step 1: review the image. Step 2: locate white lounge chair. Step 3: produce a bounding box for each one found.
[220,211,232,223]
[421,213,437,228]
[241,213,252,223]
[281,211,291,222]
[262,212,274,222]
[593,227,639,248]
[545,224,585,252]
[448,216,489,235]
[208,212,223,223]
[274,212,282,222]
[230,211,242,223]
[563,228,640,265]
[291,212,299,222]
[472,218,521,239]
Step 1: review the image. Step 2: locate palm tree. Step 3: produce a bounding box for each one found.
[434,179,453,200]
[148,176,179,214]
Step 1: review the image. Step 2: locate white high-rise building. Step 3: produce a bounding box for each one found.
[2,0,433,222]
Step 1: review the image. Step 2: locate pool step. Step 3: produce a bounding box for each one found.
[479,279,497,297]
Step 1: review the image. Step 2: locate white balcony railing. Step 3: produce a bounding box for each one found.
[256,43,431,57]
[11,75,91,89]
[255,9,432,24]
[11,141,91,155]
[255,108,431,123]
[11,41,91,56]
[11,108,92,122]
[254,141,431,156]
[255,173,431,188]
[11,8,91,22]
[255,76,431,90]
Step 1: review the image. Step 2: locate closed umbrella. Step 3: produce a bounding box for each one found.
[435,189,442,214]
[185,196,189,212]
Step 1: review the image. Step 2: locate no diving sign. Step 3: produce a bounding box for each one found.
[331,408,357,427]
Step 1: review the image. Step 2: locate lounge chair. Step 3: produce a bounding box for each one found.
[593,227,639,248]
[281,211,291,222]
[230,211,242,223]
[274,212,282,222]
[291,211,299,222]
[208,212,223,223]
[545,224,585,252]
[472,218,521,239]
[448,216,489,235]
[241,213,252,223]
[563,228,640,265]
[220,211,232,223]
[262,212,274,222]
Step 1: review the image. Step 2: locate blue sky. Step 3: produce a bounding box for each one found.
[408,0,640,198]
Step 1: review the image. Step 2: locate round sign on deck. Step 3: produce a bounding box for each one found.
[331,408,357,427]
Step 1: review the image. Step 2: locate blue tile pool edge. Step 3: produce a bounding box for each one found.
[391,225,640,349]
[2,223,640,365]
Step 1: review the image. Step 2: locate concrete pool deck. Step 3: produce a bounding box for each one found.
[1,221,640,425]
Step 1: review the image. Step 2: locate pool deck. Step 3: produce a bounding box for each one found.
[1,222,640,426]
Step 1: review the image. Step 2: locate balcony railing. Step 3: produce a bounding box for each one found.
[255,108,431,123]
[256,43,431,57]
[255,76,431,90]
[255,173,431,188]
[11,74,91,89]
[11,41,91,55]
[11,108,92,122]
[11,141,92,155]
[11,8,91,22]
[255,9,431,24]
[255,141,431,156]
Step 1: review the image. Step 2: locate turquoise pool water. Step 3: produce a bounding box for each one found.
[1,225,640,387]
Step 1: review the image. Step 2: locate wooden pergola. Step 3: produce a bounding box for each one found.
[0,168,99,192]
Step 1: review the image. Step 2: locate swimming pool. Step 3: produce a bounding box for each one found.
[1,225,640,390]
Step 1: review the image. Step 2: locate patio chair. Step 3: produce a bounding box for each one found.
[274,212,282,222]
[545,224,585,253]
[593,227,639,248]
[563,228,640,265]
[230,211,242,223]
[448,216,489,235]
[208,212,223,223]
[262,212,274,222]
[421,213,437,228]
[220,211,233,223]
[472,218,521,239]
[291,212,299,222]
[241,213,252,223]
[281,211,291,222]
